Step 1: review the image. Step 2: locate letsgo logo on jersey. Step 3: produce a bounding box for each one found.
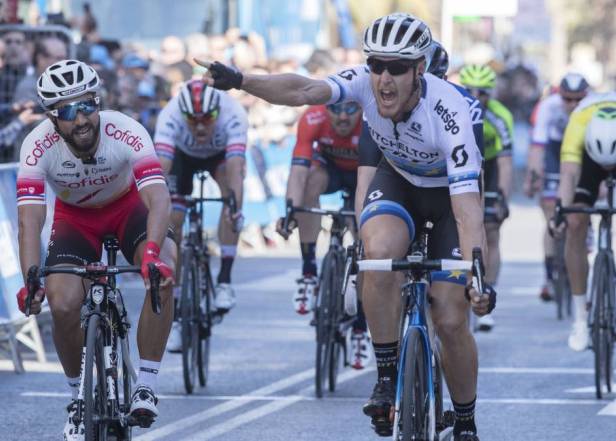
[104,123,144,151]
[25,132,61,166]
[54,174,119,188]
[434,99,460,135]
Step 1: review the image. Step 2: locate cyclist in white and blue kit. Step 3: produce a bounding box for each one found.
[197,14,492,441]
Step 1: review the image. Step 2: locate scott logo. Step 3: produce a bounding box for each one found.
[26,132,61,166]
[451,145,468,168]
[434,99,460,134]
[62,160,76,168]
[105,123,144,151]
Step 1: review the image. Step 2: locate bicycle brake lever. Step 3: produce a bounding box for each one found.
[471,247,485,296]
[25,266,40,317]
[148,263,161,315]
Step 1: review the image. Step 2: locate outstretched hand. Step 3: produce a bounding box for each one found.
[194,59,243,91]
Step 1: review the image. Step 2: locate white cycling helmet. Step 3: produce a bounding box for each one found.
[178,79,220,116]
[37,59,100,108]
[363,13,432,61]
[585,107,616,167]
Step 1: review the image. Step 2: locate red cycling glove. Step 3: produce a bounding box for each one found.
[141,241,174,285]
[17,286,46,314]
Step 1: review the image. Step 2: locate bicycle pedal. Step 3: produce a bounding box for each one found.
[442,410,455,428]
[371,416,393,437]
[127,413,155,428]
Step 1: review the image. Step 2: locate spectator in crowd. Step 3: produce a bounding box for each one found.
[0,30,28,105]
[159,35,192,85]
[0,100,43,154]
[13,36,68,103]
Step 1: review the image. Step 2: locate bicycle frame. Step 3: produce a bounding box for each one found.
[394,274,437,441]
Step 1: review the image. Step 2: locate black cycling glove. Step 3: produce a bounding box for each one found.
[465,282,497,314]
[208,61,243,90]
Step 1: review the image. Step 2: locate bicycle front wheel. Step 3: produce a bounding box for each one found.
[400,328,430,441]
[328,253,344,392]
[181,249,199,394]
[198,261,214,387]
[591,252,614,399]
[315,251,335,398]
[84,314,109,441]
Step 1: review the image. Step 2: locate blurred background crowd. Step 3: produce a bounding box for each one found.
[0,0,615,247]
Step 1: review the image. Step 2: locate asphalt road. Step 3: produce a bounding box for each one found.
[2,200,616,440]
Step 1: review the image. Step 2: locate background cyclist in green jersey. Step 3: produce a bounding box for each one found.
[460,64,514,332]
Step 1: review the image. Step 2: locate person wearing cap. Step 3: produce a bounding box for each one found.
[15,59,176,439]
[524,73,590,302]
[195,13,492,440]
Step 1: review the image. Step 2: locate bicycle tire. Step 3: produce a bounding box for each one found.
[328,253,344,392]
[198,262,214,387]
[181,248,199,394]
[117,336,132,441]
[84,314,109,441]
[315,251,335,398]
[400,328,429,441]
[434,350,445,433]
[554,238,568,320]
[592,252,609,399]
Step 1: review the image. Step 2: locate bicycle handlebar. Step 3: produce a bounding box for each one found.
[358,246,487,293]
[25,263,162,316]
[281,198,356,236]
[185,193,242,233]
[358,257,472,272]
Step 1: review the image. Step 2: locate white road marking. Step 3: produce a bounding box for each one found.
[0,360,63,373]
[565,385,616,394]
[19,391,608,407]
[598,399,616,416]
[133,367,314,441]
[183,367,375,441]
[479,367,595,374]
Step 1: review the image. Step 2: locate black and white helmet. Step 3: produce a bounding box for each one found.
[363,13,432,61]
[585,107,616,167]
[37,59,100,108]
[560,72,590,95]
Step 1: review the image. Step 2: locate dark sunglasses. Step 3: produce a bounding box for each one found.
[561,95,583,103]
[327,102,360,115]
[50,97,100,121]
[184,109,219,124]
[367,58,416,76]
[466,88,491,97]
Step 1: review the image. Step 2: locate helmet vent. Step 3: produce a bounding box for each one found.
[61,71,74,85]
[51,74,65,88]
[77,67,84,83]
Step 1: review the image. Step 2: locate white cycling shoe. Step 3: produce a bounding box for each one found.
[166,321,182,353]
[477,314,495,332]
[215,283,236,311]
[568,321,590,351]
[350,330,372,370]
[293,276,318,315]
[130,385,159,428]
[63,400,84,441]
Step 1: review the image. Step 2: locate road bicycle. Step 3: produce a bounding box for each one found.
[25,235,162,440]
[358,224,486,441]
[555,173,616,399]
[282,192,357,398]
[178,171,239,394]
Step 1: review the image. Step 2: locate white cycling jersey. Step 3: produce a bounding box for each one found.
[154,91,248,161]
[531,93,569,146]
[326,68,482,194]
[17,111,166,208]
